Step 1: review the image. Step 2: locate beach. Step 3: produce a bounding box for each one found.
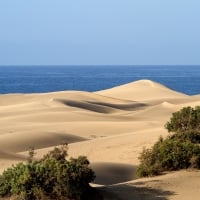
[0,79,200,199]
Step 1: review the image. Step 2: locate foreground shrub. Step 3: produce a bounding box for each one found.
[0,145,95,200]
[137,106,200,177]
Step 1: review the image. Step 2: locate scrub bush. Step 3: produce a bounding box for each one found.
[0,145,95,200]
[137,106,200,177]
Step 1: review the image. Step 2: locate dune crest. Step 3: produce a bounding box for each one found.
[97,79,187,101]
[127,79,164,87]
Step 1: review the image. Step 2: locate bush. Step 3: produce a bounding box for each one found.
[137,106,200,177]
[0,145,96,200]
[137,147,162,177]
[137,136,200,177]
[165,106,200,139]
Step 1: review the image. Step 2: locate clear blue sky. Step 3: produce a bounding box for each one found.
[0,0,200,65]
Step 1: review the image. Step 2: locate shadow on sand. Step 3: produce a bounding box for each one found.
[90,162,175,200]
[91,162,137,185]
[97,181,175,200]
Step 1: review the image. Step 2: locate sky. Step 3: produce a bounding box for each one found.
[0,0,200,65]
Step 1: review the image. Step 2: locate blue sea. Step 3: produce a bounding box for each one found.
[0,65,200,95]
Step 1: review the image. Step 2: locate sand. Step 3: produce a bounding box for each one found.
[0,79,200,199]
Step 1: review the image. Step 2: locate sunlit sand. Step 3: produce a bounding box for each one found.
[0,80,200,199]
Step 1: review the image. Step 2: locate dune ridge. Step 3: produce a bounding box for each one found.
[0,79,200,199]
[97,79,187,101]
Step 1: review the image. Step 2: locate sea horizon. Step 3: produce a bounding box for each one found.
[1,65,200,95]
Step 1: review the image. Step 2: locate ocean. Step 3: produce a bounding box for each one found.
[0,65,200,95]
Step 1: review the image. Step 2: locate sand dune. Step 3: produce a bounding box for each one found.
[0,150,25,160]
[97,79,187,101]
[0,79,199,200]
[0,131,86,152]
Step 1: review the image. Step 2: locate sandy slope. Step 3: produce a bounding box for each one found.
[0,79,200,199]
[99,170,200,200]
[96,79,187,101]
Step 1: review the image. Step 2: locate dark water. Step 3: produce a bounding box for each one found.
[0,65,200,95]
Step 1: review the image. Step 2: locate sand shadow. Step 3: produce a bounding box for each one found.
[90,162,175,199]
[56,99,115,113]
[57,98,148,113]
[91,162,137,185]
[88,101,148,111]
[98,181,175,200]
[0,132,87,153]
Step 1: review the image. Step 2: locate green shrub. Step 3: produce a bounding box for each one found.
[137,147,162,177]
[137,106,200,177]
[159,138,200,170]
[165,106,200,138]
[0,145,95,200]
[137,137,200,177]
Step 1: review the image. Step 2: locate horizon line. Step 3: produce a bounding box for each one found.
[0,64,200,67]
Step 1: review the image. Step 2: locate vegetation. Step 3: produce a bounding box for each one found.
[0,144,96,200]
[137,106,200,177]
